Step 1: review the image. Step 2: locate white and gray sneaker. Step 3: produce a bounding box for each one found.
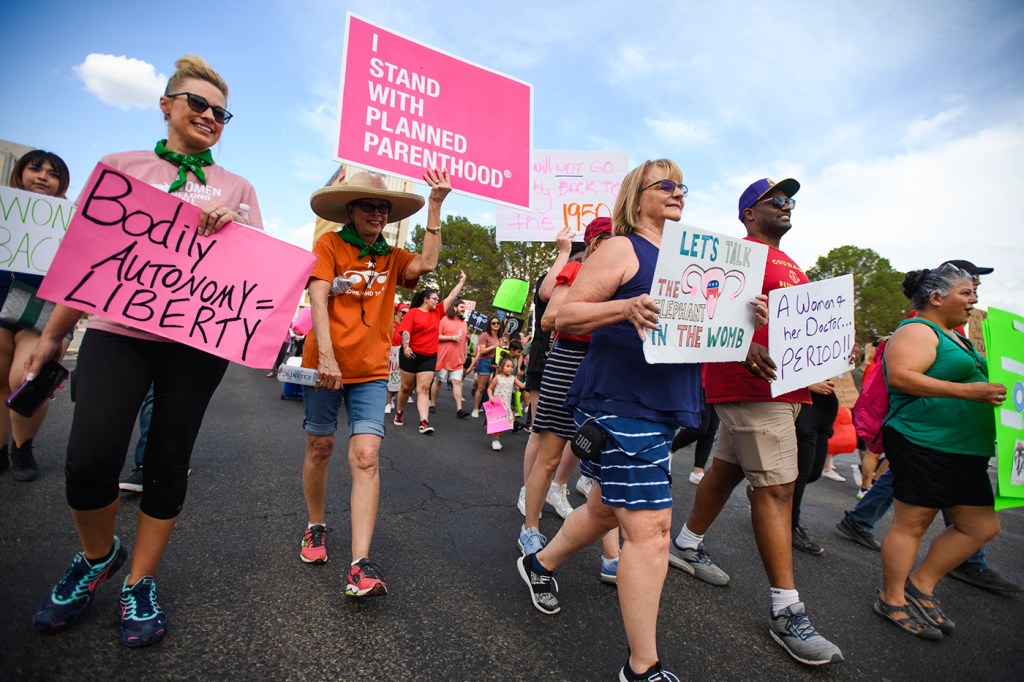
[546,482,574,519]
[768,602,844,666]
[668,540,730,586]
[517,486,527,517]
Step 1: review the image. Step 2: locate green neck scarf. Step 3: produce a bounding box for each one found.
[154,139,214,193]
[339,222,393,258]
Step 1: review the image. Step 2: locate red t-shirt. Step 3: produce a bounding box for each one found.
[704,238,812,404]
[399,304,446,355]
[551,262,592,344]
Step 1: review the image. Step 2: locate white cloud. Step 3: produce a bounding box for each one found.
[73,54,165,110]
[297,102,338,148]
[264,216,316,250]
[903,107,966,146]
[645,116,710,145]
[608,45,649,85]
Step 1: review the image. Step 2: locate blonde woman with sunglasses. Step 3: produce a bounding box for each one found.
[28,54,262,647]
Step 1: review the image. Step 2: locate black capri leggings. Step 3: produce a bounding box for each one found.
[66,329,228,519]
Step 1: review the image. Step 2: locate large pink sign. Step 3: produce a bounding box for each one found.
[37,164,316,368]
[336,13,533,209]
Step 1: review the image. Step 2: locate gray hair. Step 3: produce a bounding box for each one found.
[902,263,972,310]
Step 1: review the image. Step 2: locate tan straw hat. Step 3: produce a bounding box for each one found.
[310,171,425,224]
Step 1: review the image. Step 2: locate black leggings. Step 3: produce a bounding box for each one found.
[792,392,839,527]
[66,329,228,519]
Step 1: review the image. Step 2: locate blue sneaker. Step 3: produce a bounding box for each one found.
[517,525,547,556]
[119,576,167,647]
[601,555,619,585]
[33,536,127,632]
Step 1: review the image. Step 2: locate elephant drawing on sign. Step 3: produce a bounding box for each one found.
[680,264,745,319]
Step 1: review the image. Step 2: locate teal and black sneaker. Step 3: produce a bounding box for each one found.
[33,536,127,632]
[119,576,167,647]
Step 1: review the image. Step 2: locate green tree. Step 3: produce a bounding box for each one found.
[806,245,907,344]
[407,215,562,321]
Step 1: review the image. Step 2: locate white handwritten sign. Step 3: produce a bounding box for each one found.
[495,150,628,242]
[769,274,855,396]
[644,223,768,363]
[0,185,75,276]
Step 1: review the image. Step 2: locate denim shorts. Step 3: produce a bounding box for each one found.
[303,379,387,438]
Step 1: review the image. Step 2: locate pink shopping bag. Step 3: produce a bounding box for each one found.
[483,399,511,434]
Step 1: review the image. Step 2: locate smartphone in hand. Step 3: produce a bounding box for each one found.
[6,360,69,417]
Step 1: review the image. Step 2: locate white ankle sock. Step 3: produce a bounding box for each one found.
[770,587,800,615]
[675,524,703,550]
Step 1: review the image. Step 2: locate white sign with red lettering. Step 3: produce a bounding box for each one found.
[495,150,628,243]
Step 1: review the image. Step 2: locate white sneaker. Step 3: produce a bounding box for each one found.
[517,486,526,517]
[688,471,705,485]
[384,403,393,414]
[472,409,480,418]
[821,468,846,483]
[491,440,503,451]
[546,483,573,519]
[575,475,593,498]
[851,464,862,488]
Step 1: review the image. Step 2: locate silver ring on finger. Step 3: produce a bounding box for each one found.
[212,211,222,218]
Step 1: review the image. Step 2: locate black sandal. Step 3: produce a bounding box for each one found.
[873,593,943,640]
[905,578,956,635]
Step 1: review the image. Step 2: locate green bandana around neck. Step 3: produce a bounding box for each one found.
[339,222,393,258]
[154,139,214,193]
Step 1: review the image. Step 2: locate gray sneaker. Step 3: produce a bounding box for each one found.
[835,512,881,551]
[668,541,729,586]
[768,602,844,666]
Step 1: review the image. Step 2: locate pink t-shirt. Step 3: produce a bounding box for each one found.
[436,316,468,371]
[83,150,263,342]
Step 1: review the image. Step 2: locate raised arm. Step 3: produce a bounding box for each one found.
[407,169,451,280]
[537,227,574,302]
[442,270,467,311]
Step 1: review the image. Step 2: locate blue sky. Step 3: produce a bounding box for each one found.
[3,0,1023,313]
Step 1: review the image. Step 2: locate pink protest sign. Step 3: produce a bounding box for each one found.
[37,164,316,368]
[337,13,533,209]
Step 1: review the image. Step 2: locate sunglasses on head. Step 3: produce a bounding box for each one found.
[349,200,392,215]
[758,195,796,209]
[641,179,688,197]
[165,92,232,124]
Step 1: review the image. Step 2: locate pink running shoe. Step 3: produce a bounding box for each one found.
[346,558,388,597]
[300,524,329,564]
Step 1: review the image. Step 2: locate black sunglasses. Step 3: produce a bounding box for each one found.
[349,200,392,214]
[641,179,688,197]
[165,92,233,124]
[759,196,796,209]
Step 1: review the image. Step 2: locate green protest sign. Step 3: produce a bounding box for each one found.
[984,307,1024,511]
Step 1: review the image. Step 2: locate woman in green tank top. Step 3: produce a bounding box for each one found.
[873,264,1007,641]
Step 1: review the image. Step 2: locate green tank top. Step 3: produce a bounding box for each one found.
[886,318,994,456]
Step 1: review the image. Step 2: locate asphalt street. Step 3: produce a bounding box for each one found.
[0,363,1020,681]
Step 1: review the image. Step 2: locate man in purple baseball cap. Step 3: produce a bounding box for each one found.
[737,177,800,222]
[671,176,845,667]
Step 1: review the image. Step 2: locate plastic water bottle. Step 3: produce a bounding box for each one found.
[277,365,318,386]
[330,275,358,296]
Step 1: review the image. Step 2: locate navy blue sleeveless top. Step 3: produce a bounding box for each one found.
[564,233,702,427]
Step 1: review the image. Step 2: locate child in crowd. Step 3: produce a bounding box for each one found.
[487,357,524,451]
